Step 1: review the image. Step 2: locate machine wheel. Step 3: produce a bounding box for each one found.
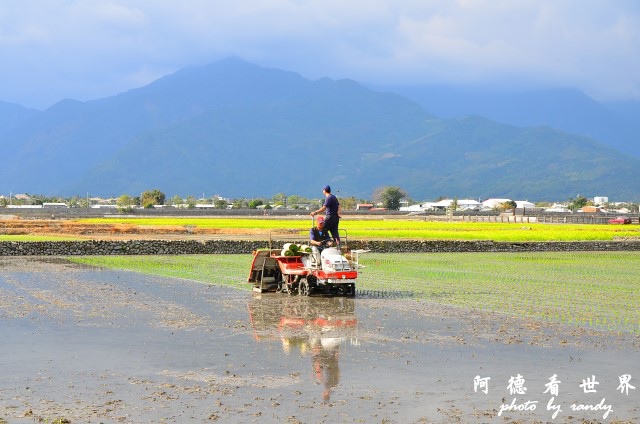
[298,278,311,297]
[281,274,295,295]
[337,283,356,297]
[306,275,318,289]
[276,277,284,293]
[274,271,283,292]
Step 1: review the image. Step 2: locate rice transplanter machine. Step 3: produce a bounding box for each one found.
[248,239,368,296]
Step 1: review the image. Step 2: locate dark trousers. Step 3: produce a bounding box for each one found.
[324,215,340,242]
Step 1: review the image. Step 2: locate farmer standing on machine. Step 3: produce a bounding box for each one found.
[311,185,340,246]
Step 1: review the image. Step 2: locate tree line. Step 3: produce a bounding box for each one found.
[8,189,624,212]
[2,186,411,211]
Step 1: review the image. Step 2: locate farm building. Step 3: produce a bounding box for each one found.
[432,199,481,210]
[482,198,513,209]
[580,206,602,213]
[515,201,536,209]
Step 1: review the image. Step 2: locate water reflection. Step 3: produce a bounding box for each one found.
[248,295,357,401]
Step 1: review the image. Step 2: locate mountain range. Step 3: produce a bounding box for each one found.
[374,84,640,158]
[1,57,639,201]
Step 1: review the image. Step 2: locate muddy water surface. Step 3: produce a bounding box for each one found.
[0,257,638,423]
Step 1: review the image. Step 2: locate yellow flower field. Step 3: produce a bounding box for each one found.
[77,217,640,241]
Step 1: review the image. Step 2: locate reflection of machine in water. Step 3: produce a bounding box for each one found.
[248,295,357,401]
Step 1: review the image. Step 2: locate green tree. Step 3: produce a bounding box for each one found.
[30,194,53,205]
[373,186,408,210]
[499,200,517,211]
[68,195,90,208]
[248,199,264,209]
[568,195,589,211]
[214,198,228,209]
[339,196,357,211]
[68,196,80,208]
[272,193,287,207]
[286,194,302,207]
[140,189,166,208]
[169,195,183,206]
[232,198,246,209]
[185,196,197,209]
[116,194,137,212]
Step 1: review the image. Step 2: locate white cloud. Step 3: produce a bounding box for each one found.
[0,0,638,108]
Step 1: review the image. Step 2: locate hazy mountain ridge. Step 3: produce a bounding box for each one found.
[0,101,40,136]
[374,85,640,158]
[372,116,637,200]
[1,58,639,201]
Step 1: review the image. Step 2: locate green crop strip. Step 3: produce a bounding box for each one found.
[69,251,640,333]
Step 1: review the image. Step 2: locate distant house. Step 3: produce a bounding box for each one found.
[356,204,373,211]
[515,200,536,209]
[432,199,481,210]
[399,204,425,212]
[544,204,572,213]
[42,202,67,208]
[457,200,481,211]
[580,206,602,213]
[432,199,453,210]
[7,204,43,209]
[418,202,439,211]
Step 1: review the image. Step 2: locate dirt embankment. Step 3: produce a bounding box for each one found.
[0,218,299,240]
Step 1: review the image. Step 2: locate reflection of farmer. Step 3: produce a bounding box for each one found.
[248,296,356,404]
[310,185,340,246]
[310,337,341,402]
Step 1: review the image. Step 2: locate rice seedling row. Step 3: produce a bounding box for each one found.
[69,251,640,333]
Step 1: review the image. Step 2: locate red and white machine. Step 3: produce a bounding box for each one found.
[247,243,368,296]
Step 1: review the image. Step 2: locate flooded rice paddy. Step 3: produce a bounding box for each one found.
[0,257,638,423]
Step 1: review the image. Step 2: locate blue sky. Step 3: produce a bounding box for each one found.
[2,0,639,109]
